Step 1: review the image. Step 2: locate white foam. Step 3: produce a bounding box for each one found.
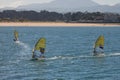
[33,53,120,61]
[46,55,92,60]
[46,56,62,60]
[15,40,31,59]
[15,40,20,44]
[109,53,120,56]
[15,41,29,49]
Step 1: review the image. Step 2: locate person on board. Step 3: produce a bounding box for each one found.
[39,47,45,58]
[93,46,104,56]
[13,38,18,41]
[99,46,104,53]
[32,47,45,58]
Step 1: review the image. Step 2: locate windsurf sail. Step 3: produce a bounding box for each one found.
[14,30,19,41]
[93,35,104,55]
[32,38,46,57]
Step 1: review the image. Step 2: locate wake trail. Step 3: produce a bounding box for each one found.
[45,55,93,61]
[109,53,120,56]
[46,53,120,61]
[15,41,29,49]
[15,41,31,60]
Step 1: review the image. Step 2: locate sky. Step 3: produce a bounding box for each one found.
[92,0,120,5]
[0,0,120,8]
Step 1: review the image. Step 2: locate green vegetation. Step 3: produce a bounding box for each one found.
[0,10,120,23]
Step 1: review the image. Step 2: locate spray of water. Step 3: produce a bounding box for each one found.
[15,40,31,60]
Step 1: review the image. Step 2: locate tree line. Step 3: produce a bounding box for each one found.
[0,10,120,23]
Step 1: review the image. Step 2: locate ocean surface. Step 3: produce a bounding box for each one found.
[0,26,120,80]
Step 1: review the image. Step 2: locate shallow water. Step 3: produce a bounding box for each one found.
[0,27,120,80]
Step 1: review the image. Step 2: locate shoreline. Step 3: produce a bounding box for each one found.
[0,22,120,27]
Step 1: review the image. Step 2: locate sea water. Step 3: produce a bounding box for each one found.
[0,27,120,80]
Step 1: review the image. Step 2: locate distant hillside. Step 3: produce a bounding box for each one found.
[0,0,120,13]
[16,0,100,12]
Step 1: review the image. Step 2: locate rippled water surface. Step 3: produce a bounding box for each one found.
[0,27,120,80]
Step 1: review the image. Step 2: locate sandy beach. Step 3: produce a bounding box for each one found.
[0,22,120,27]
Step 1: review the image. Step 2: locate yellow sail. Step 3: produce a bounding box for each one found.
[14,30,18,40]
[34,38,46,51]
[32,38,46,58]
[94,35,104,49]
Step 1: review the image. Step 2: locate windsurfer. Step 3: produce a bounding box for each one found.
[14,30,19,41]
[32,37,46,59]
[99,46,104,53]
[39,47,45,58]
[93,47,104,56]
[93,35,104,56]
[32,48,45,58]
[13,38,18,41]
